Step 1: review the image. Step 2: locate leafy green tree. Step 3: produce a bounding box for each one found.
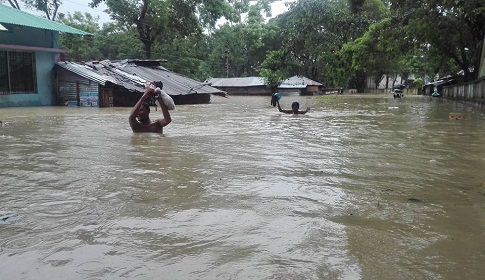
[155,35,208,79]
[89,0,238,59]
[208,23,276,77]
[199,1,280,79]
[258,49,299,93]
[96,24,145,59]
[58,12,101,60]
[342,18,402,89]
[270,0,387,90]
[23,0,61,20]
[58,12,144,60]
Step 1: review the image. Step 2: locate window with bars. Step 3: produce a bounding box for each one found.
[0,50,37,95]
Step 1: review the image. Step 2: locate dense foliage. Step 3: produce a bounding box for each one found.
[8,0,484,89]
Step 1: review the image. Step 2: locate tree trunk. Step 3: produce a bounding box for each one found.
[143,41,152,59]
[349,70,366,93]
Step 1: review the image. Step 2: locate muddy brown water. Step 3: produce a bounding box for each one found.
[1,95,484,279]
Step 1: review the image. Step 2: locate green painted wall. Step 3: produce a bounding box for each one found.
[0,25,59,107]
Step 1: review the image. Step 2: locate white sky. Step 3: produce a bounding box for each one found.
[58,0,111,23]
[268,0,295,18]
[6,0,294,25]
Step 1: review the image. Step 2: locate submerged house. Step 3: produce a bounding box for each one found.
[279,75,325,95]
[205,77,270,95]
[55,60,226,107]
[206,75,324,96]
[0,4,90,107]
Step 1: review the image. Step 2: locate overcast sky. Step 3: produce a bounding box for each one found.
[8,0,294,25]
[58,0,111,23]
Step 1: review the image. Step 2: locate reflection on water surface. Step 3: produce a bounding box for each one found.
[1,95,484,279]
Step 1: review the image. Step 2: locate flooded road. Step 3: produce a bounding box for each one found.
[1,95,484,279]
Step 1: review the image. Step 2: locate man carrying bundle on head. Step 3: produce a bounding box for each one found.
[129,81,175,133]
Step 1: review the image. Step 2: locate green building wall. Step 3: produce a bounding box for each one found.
[0,25,60,107]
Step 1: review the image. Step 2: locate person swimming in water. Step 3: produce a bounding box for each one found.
[276,100,310,114]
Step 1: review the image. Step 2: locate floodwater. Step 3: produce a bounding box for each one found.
[1,95,484,280]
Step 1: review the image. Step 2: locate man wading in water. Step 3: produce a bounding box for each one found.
[129,83,172,133]
[277,100,310,115]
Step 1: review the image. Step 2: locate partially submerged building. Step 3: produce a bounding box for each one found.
[279,75,325,95]
[0,4,90,107]
[206,75,324,96]
[0,4,224,108]
[55,60,226,107]
[205,77,270,95]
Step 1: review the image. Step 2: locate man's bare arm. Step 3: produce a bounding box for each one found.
[277,100,293,114]
[299,107,311,114]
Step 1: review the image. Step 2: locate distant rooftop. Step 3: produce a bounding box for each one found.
[206,77,266,87]
[206,75,324,89]
[279,76,324,89]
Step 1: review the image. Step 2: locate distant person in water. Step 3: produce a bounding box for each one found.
[276,100,310,114]
[129,83,172,133]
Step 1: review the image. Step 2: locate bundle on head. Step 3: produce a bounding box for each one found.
[154,81,163,89]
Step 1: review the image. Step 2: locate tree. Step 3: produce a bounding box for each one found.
[388,0,485,82]
[206,23,277,78]
[89,0,237,59]
[194,1,280,79]
[58,11,100,60]
[270,0,388,89]
[155,35,208,80]
[258,49,299,93]
[58,12,144,60]
[23,0,62,20]
[342,18,402,89]
[96,25,145,60]
[5,0,20,9]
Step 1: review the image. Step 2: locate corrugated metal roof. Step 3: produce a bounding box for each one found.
[430,79,453,86]
[206,76,324,89]
[279,76,323,89]
[206,77,265,87]
[0,4,91,35]
[56,61,114,85]
[56,60,226,97]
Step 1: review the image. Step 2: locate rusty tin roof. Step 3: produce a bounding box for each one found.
[56,60,226,96]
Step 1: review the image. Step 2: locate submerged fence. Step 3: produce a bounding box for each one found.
[365,88,418,95]
[442,77,485,107]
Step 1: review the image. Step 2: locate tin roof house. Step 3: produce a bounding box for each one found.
[0,4,90,107]
[205,77,270,95]
[206,75,324,96]
[278,75,325,95]
[55,60,226,107]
